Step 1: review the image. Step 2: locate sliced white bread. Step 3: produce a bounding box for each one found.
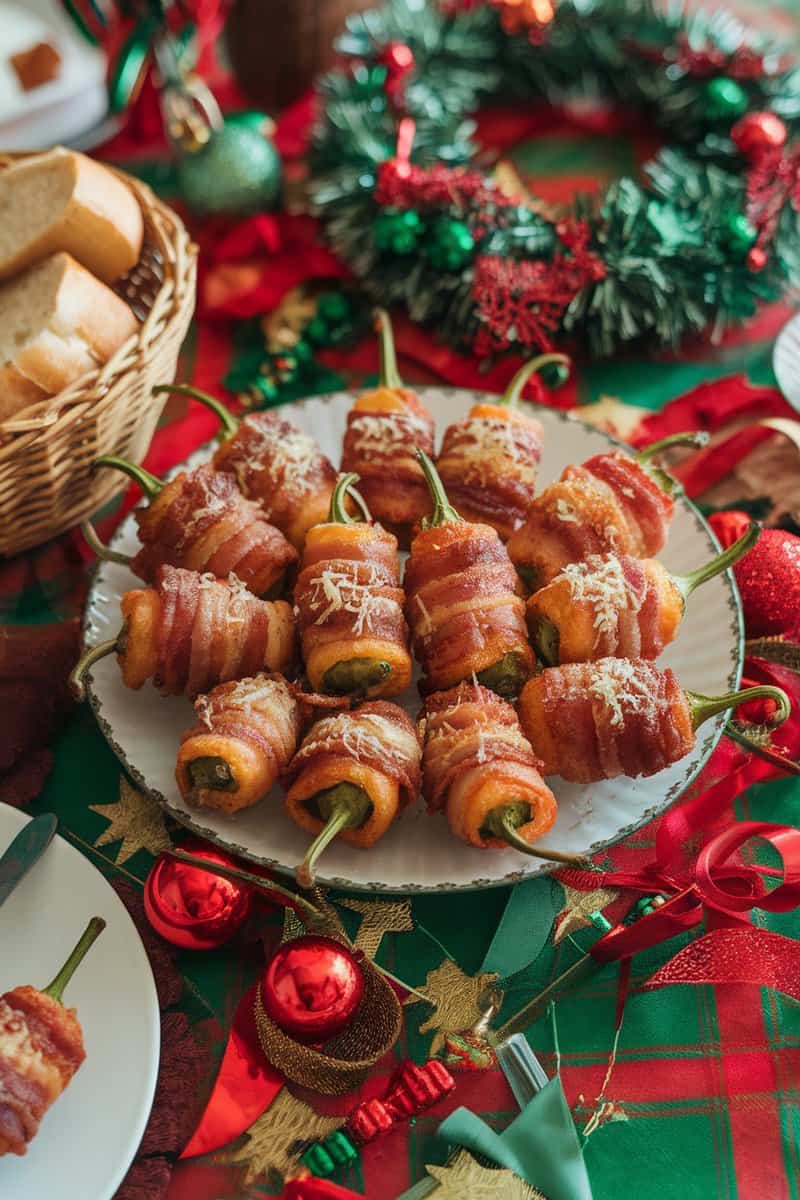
[0,148,144,285]
[0,252,138,422]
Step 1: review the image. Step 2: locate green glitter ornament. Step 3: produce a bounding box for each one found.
[177,121,282,215]
[425,217,475,271]
[316,292,352,323]
[703,77,749,120]
[375,208,424,255]
[720,208,758,254]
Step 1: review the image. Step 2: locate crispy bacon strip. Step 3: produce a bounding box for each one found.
[0,987,84,1157]
[295,520,412,698]
[284,701,421,848]
[527,554,683,663]
[436,407,543,540]
[421,682,557,849]
[404,522,533,694]
[132,463,297,596]
[212,413,337,549]
[119,566,296,698]
[507,452,675,589]
[341,390,435,541]
[518,658,694,782]
[176,673,301,813]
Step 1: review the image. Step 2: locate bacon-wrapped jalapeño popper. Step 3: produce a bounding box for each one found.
[295,472,413,699]
[507,431,709,590]
[0,916,104,1157]
[518,657,790,783]
[340,309,435,545]
[284,701,421,887]
[153,384,337,550]
[422,683,584,866]
[176,673,301,813]
[528,522,760,666]
[70,566,296,701]
[435,353,569,540]
[405,451,534,700]
[83,457,297,598]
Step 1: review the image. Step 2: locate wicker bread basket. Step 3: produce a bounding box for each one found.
[0,159,197,557]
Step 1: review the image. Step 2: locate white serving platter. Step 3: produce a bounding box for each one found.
[83,388,742,893]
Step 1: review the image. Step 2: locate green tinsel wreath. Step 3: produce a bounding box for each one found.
[308,0,800,359]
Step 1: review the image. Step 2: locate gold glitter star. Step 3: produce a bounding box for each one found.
[90,776,171,864]
[427,1150,545,1199]
[406,959,499,1055]
[552,883,618,944]
[225,1089,342,1183]
[339,897,414,959]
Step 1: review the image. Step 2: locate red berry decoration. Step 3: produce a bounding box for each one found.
[731,112,788,159]
[746,246,768,272]
[733,527,800,641]
[261,935,364,1043]
[144,844,254,950]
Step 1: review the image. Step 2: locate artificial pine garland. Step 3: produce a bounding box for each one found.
[309,0,800,359]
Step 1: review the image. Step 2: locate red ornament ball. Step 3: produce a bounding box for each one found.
[731,112,788,159]
[144,844,253,950]
[261,935,364,1043]
[746,246,767,272]
[731,526,800,641]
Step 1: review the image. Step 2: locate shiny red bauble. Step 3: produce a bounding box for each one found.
[710,512,800,642]
[261,935,364,1043]
[144,844,254,950]
[746,246,768,272]
[731,112,788,159]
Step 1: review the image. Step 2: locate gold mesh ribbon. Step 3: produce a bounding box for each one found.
[253,954,402,1094]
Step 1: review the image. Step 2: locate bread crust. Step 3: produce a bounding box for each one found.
[0,150,144,284]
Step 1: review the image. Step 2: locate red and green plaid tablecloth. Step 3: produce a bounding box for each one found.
[5,39,800,1197]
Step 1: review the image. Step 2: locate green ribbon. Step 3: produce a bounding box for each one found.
[480,877,565,977]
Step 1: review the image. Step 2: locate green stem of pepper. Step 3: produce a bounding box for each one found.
[43,916,106,1003]
[80,519,133,567]
[168,850,323,918]
[480,802,588,867]
[673,521,760,601]
[687,685,791,731]
[153,383,240,440]
[417,449,462,529]
[187,756,238,792]
[297,784,373,888]
[529,615,561,667]
[93,456,163,500]
[500,353,571,410]
[69,636,122,701]
[374,308,403,390]
[328,472,363,524]
[634,431,709,464]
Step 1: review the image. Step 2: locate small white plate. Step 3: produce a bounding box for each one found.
[773,311,800,413]
[84,388,743,893]
[0,805,160,1200]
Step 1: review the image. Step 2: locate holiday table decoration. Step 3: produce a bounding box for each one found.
[310,0,800,358]
[143,843,254,948]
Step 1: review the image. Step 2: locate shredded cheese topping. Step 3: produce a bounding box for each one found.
[586,659,654,728]
[446,418,539,487]
[304,711,417,767]
[234,419,321,514]
[349,411,430,458]
[195,673,293,729]
[306,565,399,635]
[560,555,644,647]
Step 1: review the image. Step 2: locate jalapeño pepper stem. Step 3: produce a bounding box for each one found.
[417,449,462,529]
[481,803,588,867]
[80,519,133,567]
[374,308,403,390]
[93,456,163,500]
[168,851,322,917]
[687,685,791,731]
[635,431,709,464]
[501,353,571,410]
[43,916,106,1003]
[673,521,760,600]
[296,784,372,889]
[69,637,121,701]
[328,472,372,524]
[153,383,239,440]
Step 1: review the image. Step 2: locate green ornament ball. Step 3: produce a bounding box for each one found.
[177,122,282,215]
[425,217,476,271]
[375,208,423,255]
[292,338,314,366]
[305,315,330,346]
[316,292,352,323]
[704,77,749,120]
[721,209,758,254]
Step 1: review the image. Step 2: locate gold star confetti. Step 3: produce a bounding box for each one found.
[339,898,414,959]
[427,1150,545,1199]
[406,959,499,1055]
[90,776,170,864]
[552,883,618,944]
[225,1089,342,1184]
[571,395,650,440]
